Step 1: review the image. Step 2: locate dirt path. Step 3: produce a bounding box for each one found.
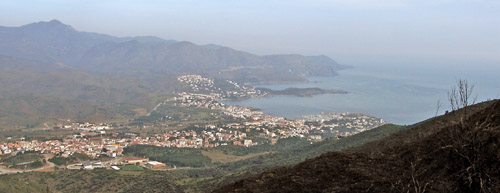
[32,154,55,172]
[0,154,56,175]
[146,99,168,116]
[0,165,22,174]
[202,150,270,163]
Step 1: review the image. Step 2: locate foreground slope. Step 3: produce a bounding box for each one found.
[198,124,406,191]
[215,100,500,193]
[0,170,183,193]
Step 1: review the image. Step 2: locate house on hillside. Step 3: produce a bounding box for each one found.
[147,161,166,168]
[82,160,93,170]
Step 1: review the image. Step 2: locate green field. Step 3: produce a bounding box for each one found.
[129,104,222,126]
[124,145,212,167]
[119,165,145,171]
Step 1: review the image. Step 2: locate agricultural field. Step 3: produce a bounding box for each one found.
[119,165,144,171]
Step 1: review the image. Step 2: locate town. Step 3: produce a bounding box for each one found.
[0,75,386,171]
[177,74,268,100]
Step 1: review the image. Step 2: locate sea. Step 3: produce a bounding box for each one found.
[223,66,500,125]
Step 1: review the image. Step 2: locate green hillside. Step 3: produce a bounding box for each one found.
[0,70,187,130]
[0,170,183,193]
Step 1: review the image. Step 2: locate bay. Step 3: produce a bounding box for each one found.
[222,67,500,125]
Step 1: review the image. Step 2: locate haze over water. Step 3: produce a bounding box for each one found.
[223,65,500,125]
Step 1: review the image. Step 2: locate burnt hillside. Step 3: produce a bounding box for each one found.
[214,100,500,193]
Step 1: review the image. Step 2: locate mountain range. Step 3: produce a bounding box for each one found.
[0,20,348,83]
[0,20,349,129]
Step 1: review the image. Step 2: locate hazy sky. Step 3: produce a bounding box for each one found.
[1,0,499,68]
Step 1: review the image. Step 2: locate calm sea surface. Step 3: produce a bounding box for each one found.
[223,67,500,125]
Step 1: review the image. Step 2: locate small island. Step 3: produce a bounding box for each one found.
[257,87,347,97]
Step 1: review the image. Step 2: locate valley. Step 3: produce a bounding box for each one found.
[0,15,498,193]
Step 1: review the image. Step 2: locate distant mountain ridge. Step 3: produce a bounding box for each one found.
[0,20,176,65]
[0,20,348,83]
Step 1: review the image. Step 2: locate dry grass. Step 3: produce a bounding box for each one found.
[202,150,269,164]
[131,108,147,116]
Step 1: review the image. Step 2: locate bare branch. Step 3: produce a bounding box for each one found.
[435,99,442,117]
[447,79,476,124]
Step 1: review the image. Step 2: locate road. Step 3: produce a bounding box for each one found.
[32,154,55,172]
[146,99,169,116]
[102,157,123,169]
